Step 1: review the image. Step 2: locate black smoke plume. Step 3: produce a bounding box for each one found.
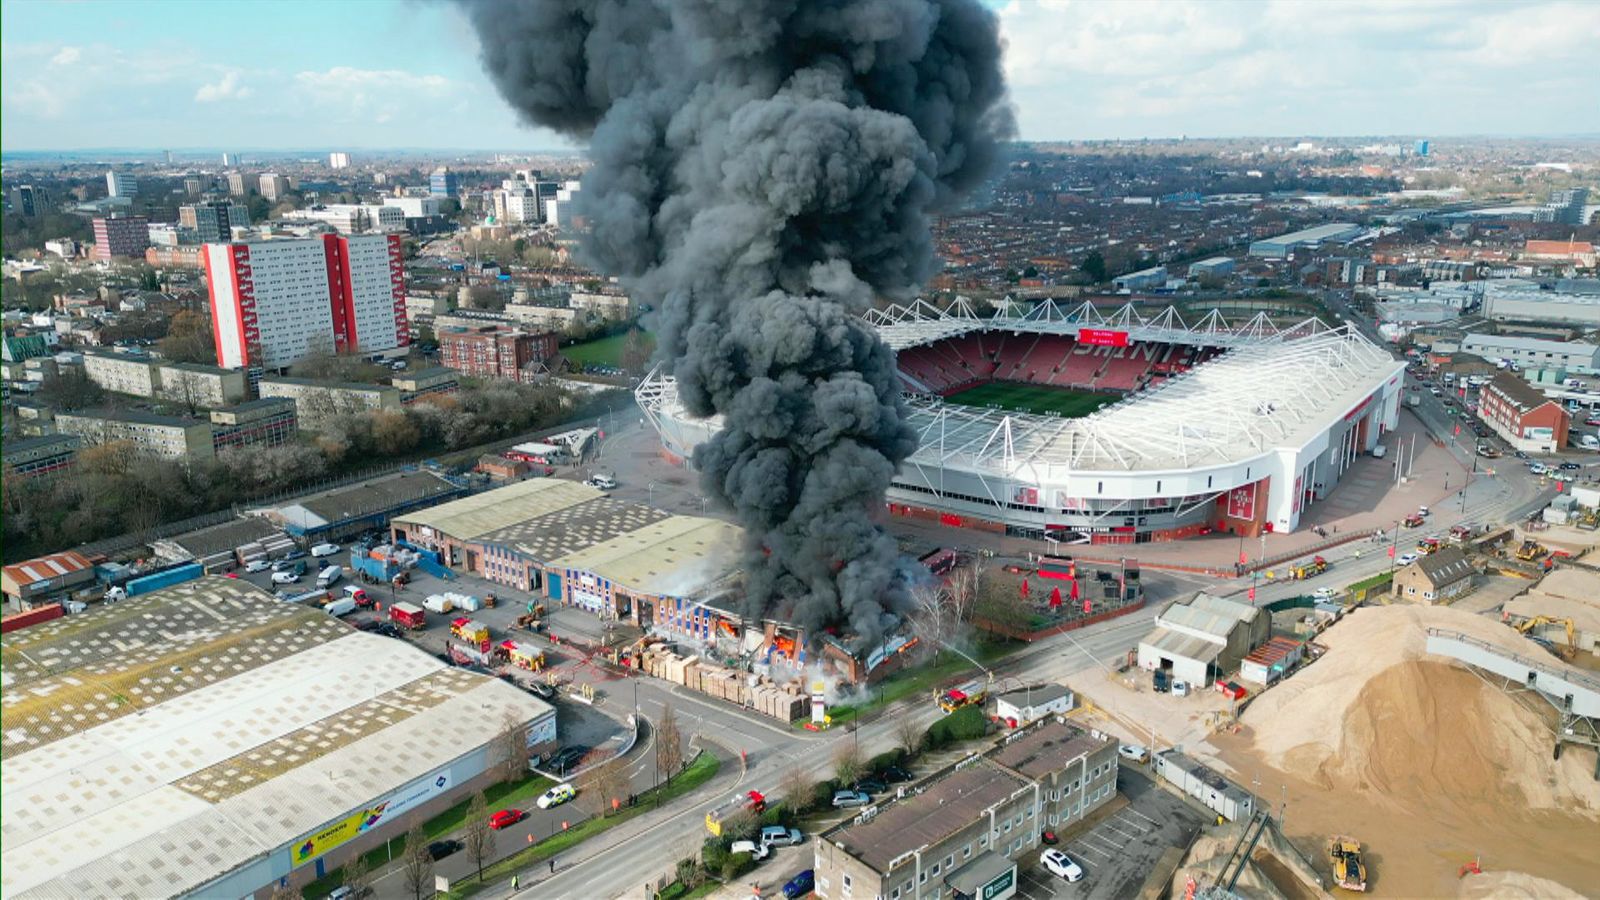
[456,0,1012,649]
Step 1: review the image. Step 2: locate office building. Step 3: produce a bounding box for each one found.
[281,204,404,234]
[209,397,298,452]
[203,234,409,370]
[221,152,237,166]
[105,170,138,198]
[1414,139,1430,157]
[383,196,441,218]
[8,184,49,217]
[1248,223,1362,259]
[226,172,249,196]
[439,326,560,382]
[258,173,290,202]
[329,151,351,169]
[92,216,151,260]
[430,167,459,198]
[180,201,252,243]
[54,408,217,461]
[184,177,206,196]
[1477,371,1571,453]
[815,718,1118,900]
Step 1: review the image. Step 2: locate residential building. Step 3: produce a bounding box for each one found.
[814,718,1118,900]
[203,234,409,370]
[1392,546,1476,604]
[226,173,250,196]
[492,185,542,223]
[1248,223,1362,259]
[1522,240,1597,268]
[259,173,291,202]
[391,366,459,405]
[44,238,78,259]
[257,375,401,427]
[568,290,633,321]
[8,184,50,217]
[54,408,216,461]
[282,204,405,234]
[439,326,560,382]
[1,434,81,479]
[2,550,96,610]
[383,196,441,218]
[1137,591,1270,687]
[92,216,151,260]
[1461,334,1600,374]
[157,362,250,408]
[329,152,352,169]
[1477,371,1571,453]
[1533,187,1589,226]
[147,245,207,269]
[148,223,183,247]
[82,349,161,396]
[209,397,298,452]
[106,170,139,198]
[430,167,459,198]
[180,201,252,243]
[506,303,578,331]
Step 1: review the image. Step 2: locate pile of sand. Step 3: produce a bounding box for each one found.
[1458,871,1587,900]
[1239,605,1600,819]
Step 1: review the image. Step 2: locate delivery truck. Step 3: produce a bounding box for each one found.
[316,565,343,589]
[390,602,426,630]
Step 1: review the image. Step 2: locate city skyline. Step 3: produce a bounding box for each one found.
[2,0,1597,152]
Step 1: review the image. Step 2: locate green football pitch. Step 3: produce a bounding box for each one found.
[944,382,1119,418]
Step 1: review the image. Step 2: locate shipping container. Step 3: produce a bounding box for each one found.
[125,562,205,598]
[1,603,65,633]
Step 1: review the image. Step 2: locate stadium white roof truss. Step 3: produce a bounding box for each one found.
[865,297,986,350]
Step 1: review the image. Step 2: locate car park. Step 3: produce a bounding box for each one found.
[1041,848,1085,882]
[489,809,526,830]
[310,543,341,558]
[427,839,463,861]
[831,790,871,808]
[760,826,803,848]
[1118,744,1149,763]
[782,870,814,899]
[536,783,576,809]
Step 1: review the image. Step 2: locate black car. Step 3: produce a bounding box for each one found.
[356,621,384,633]
[550,745,589,773]
[853,777,887,795]
[1560,462,1582,470]
[428,839,463,861]
[881,765,913,784]
[1514,450,1530,460]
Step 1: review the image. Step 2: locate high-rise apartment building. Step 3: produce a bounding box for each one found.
[329,152,352,170]
[430,167,459,198]
[8,185,49,217]
[203,235,409,370]
[259,173,290,202]
[92,216,151,260]
[106,170,139,198]
[227,173,250,196]
[180,201,252,243]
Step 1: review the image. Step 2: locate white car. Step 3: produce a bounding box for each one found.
[536,783,576,809]
[730,839,770,861]
[271,570,301,585]
[310,543,341,558]
[244,559,271,573]
[1041,849,1084,882]
[1396,552,1419,567]
[1117,744,1149,763]
[1312,587,1337,601]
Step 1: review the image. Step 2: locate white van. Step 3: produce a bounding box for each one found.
[316,565,343,589]
[323,597,357,617]
[1582,434,1600,451]
[1371,444,1387,459]
[587,474,618,490]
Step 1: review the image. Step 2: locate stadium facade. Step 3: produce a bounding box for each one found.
[639,300,1406,544]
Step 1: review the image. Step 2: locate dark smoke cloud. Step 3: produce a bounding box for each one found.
[456,0,1012,650]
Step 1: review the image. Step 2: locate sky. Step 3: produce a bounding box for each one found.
[2,0,1597,153]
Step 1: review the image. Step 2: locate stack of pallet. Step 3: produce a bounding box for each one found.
[696,665,749,705]
[749,681,812,723]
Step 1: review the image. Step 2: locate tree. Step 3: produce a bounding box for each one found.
[370,409,421,456]
[495,711,531,782]
[465,283,506,312]
[464,791,495,882]
[780,765,815,814]
[341,852,373,899]
[833,742,863,785]
[269,883,303,900]
[588,757,629,818]
[400,821,433,900]
[158,309,216,364]
[1079,250,1108,284]
[896,715,923,758]
[37,371,105,411]
[161,367,209,416]
[655,704,684,790]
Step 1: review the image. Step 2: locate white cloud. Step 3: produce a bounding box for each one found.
[50,46,81,66]
[291,66,454,125]
[195,71,252,103]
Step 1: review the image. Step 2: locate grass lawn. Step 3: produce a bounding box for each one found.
[945,382,1118,418]
[564,330,654,368]
[797,640,1017,730]
[440,751,721,898]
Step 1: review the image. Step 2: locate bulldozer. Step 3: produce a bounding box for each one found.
[1291,555,1329,580]
[1515,540,1548,562]
[1514,615,1578,660]
[1328,835,1368,892]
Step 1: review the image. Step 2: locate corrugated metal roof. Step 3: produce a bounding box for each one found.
[1141,626,1223,662]
[1,550,94,589]
[391,478,600,542]
[552,515,742,597]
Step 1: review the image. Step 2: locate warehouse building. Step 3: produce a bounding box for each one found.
[1,550,96,610]
[1477,371,1571,453]
[0,577,557,899]
[1248,223,1362,259]
[1137,591,1270,686]
[1461,334,1600,374]
[814,718,1118,900]
[1482,279,1600,328]
[272,470,465,540]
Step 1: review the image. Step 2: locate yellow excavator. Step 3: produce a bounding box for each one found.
[1329,835,1368,892]
[1515,616,1578,660]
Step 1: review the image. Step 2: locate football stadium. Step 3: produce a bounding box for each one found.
[638,299,1406,544]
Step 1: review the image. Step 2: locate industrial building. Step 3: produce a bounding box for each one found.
[813,718,1118,900]
[270,469,465,540]
[1482,280,1600,328]
[1247,223,1362,259]
[1476,371,1571,453]
[1137,591,1270,686]
[0,577,556,899]
[1461,334,1600,374]
[1,550,96,610]
[1112,265,1168,291]
[1187,257,1234,278]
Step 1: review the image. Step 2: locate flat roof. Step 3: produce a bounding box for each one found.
[57,407,205,428]
[1,434,80,457]
[218,397,296,414]
[0,576,553,899]
[829,762,1030,873]
[1256,223,1360,245]
[552,516,742,597]
[393,478,602,543]
[169,516,283,558]
[1462,334,1597,354]
[994,684,1073,709]
[986,719,1106,780]
[259,375,397,394]
[482,496,673,564]
[288,470,462,527]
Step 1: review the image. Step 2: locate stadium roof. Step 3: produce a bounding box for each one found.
[0,577,552,899]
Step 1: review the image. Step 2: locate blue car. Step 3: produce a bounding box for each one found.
[783,870,814,899]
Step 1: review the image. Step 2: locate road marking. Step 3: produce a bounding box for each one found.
[1122,807,1160,828]
[1100,819,1143,840]
[1069,841,1111,860]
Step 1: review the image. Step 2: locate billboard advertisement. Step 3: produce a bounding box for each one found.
[1013,486,1039,505]
[1225,482,1257,520]
[1078,328,1130,347]
[291,770,453,868]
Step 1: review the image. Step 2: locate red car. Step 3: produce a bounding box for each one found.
[489,809,525,830]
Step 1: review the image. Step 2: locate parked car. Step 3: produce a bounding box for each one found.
[760,826,803,848]
[881,765,914,784]
[310,542,341,558]
[1312,587,1337,601]
[427,839,463,861]
[730,839,770,861]
[550,745,589,773]
[1040,829,1060,845]
[526,681,557,701]
[1396,552,1419,567]
[1559,462,1582,470]
[853,777,886,795]
[1118,744,1150,763]
[488,809,526,830]
[782,870,814,899]
[1171,679,1190,697]
[1041,849,1085,882]
[271,570,301,585]
[281,549,308,561]
[1514,450,1530,460]
[537,783,577,809]
[831,790,871,808]
[245,559,271,573]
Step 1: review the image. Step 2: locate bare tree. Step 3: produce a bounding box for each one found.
[779,765,814,814]
[400,821,433,900]
[908,556,985,661]
[655,704,683,788]
[587,757,629,818]
[464,790,495,882]
[833,742,863,786]
[269,883,303,900]
[341,852,373,899]
[496,711,531,782]
[895,715,923,758]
